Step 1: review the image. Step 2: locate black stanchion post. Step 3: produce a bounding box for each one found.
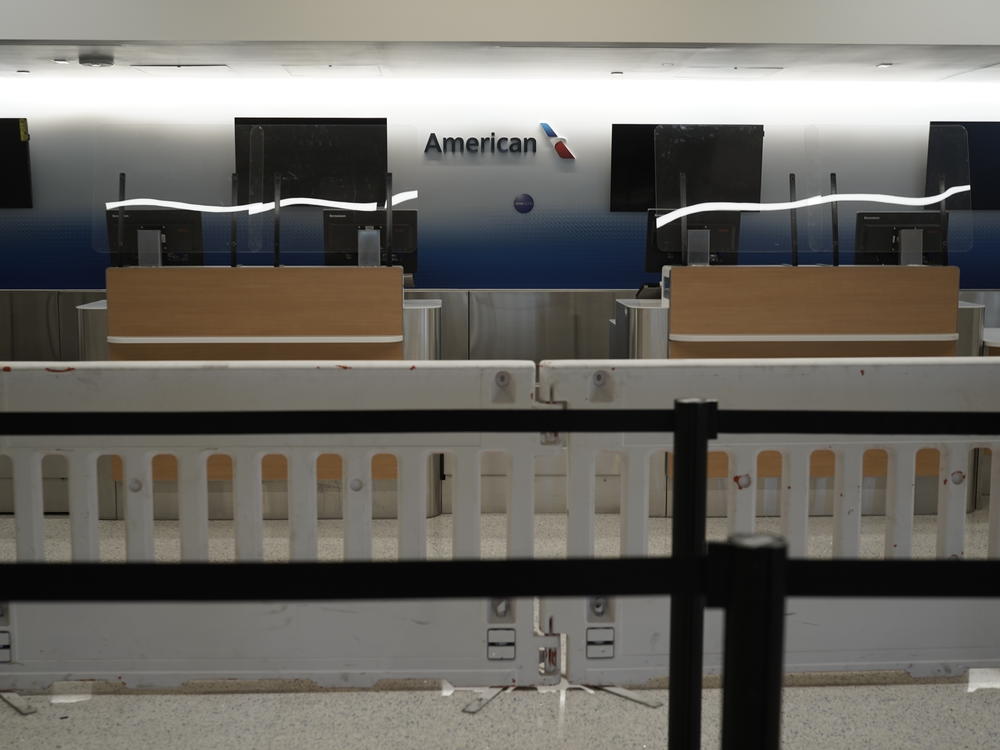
[668,398,718,750]
[719,534,788,750]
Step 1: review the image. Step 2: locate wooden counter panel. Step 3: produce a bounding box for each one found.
[669,266,959,336]
[108,341,403,360]
[107,266,403,338]
[669,340,956,359]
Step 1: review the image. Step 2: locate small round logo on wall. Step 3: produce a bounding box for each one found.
[513,194,535,214]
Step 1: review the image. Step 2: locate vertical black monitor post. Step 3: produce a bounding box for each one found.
[229,173,238,267]
[789,173,798,267]
[116,172,126,267]
[830,173,840,267]
[678,171,689,261]
[384,172,393,256]
[273,173,282,267]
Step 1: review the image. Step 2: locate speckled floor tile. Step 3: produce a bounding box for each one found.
[0,682,998,750]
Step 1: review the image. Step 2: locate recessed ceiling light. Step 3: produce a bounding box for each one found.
[876,62,894,68]
[611,71,624,75]
[15,70,30,75]
[51,58,70,65]
[78,53,114,68]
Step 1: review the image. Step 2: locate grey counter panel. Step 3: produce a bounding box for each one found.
[470,289,633,361]
[0,292,11,360]
[960,290,1000,326]
[11,290,61,360]
[58,290,106,361]
[405,289,469,360]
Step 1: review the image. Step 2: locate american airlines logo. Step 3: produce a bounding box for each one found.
[423,122,576,160]
[539,122,575,159]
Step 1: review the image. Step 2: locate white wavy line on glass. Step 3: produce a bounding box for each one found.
[105,190,419,215]
[654,185,971,229]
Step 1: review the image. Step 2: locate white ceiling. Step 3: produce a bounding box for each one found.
[2,42,1000,81]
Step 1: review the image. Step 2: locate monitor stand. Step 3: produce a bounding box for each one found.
[136,229,162,267]
[899,228,924,266]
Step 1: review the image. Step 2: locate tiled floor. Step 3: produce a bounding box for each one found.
[1,680,999,749]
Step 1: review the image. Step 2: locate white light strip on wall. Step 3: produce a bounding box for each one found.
[390,190,419,207]
[654,185,971,229]
[245,198,379,215]
[107,335,404,344]
[105,191,419,215]
[105,198,263,213]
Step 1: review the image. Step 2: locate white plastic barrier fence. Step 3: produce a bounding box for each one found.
[0,358,998,689]
[537,357,1000,684]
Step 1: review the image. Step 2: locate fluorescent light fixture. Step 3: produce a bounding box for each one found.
[654,185,971,229]
[78,53,114,68]
[282,64,383,78]
[131,64,232,76]
[51,58,70,65]
[876,62,895,69]
[106,191,418,215]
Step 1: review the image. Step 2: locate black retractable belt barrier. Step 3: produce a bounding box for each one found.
[3,401,1000,750]
[718,536,787,750]
[668,399,718,750]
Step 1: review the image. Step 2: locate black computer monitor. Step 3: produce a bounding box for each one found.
[0,118,32,208]
[235,117,388,205]
[854,211,948,266]
[323,209,418,273]
[105,209,203,266]
[653,124,764,209]
[645,210,739,271]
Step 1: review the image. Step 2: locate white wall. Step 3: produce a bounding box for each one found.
[2,0,1000,45]
[2,73,1000,287]
[6,75,998,212]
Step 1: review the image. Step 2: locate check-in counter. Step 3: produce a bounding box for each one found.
[985,328,1000,356]
[80,297,444,362]
[105,266,404,360]
[667,266,961,358]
